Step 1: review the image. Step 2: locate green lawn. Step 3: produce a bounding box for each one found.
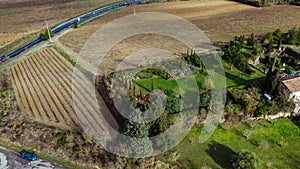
[134,73,207,95]
[134,59,266,93]
[157,119,300,169]
[221,60,266,88]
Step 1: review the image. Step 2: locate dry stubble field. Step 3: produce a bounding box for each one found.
[0,0,117,53]
[60,0,300,55]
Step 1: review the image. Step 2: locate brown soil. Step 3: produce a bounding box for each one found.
[60,0,256,54]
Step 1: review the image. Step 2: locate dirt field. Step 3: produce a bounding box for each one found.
[10,47,117,132]
[58,0,300,73]
[60,0,300,51]
[0,0,116,52]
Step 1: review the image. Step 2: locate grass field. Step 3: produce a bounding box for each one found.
[134,58,265,92]
[157,118,300,169]
[10,47,115,132]
[134,73,207,95]
[221,60,266,88]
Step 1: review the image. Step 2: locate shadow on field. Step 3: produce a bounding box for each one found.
[225,72,265,87]
[205,141,236,169]
[291,115,300,129]
[286,153,300,168]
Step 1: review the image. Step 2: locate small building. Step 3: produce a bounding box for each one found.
[282,77,300,114]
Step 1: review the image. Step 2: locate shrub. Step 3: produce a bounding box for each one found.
[166,98,182,114]
[228,87,261,117]
[231,150,259,169]
[136,72,153,79]
[284,27,300,45]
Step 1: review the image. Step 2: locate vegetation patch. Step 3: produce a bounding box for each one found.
[157,119,300,169]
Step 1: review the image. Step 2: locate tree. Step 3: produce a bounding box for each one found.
[285,27,300,45]
[247,33,255,46]
[166,98,182,113]
[123,109,149,138]
[127,137,153,157]
[263,32,275,54]
[223,35,260,72]
[122,109,153,157]
[185,48,204,69]
[151,78,155,91]
[199,91,211,108]
[74,21,78,29]
[273,29,282,49]
[43,29,54,40]
[231,150,259,169]
[264,68,279,95]
[229,87,261,117]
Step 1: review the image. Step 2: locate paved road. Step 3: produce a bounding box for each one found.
[0,146,66,169]
[0,29,72,72]
[0,4,119,72]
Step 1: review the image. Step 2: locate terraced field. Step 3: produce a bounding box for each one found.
[10,48,115,133]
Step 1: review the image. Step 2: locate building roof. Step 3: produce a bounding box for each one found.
[282,77,300,93]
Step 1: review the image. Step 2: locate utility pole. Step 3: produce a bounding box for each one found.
[133,2,136,16]
[45,20,53,42]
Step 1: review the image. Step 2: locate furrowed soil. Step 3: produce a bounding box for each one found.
[10,47,118,133]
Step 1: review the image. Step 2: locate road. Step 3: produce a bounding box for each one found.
[0,146,66,169]
[0,2,123,72]
[0,28,72,72]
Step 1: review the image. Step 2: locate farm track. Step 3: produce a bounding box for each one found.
[10,47,115,134]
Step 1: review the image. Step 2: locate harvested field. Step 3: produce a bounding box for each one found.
[10,48,116,133]
[60,0,300,53]
[0,0,116,53]
[190,3,300,42]
[97,34,188,74]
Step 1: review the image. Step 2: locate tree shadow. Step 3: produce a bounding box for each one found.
[285,153,300,169]
[205,141,236,169]
[291,115,300,129]
[225,71,265,88]
[229,0,261,7]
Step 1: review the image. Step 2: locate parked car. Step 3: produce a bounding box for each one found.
[20,150,37,161]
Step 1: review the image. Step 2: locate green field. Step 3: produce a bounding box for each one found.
[221,60,266,88]
[134,59,266,93]
[134,73,207,95]
[157,119,300,169]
